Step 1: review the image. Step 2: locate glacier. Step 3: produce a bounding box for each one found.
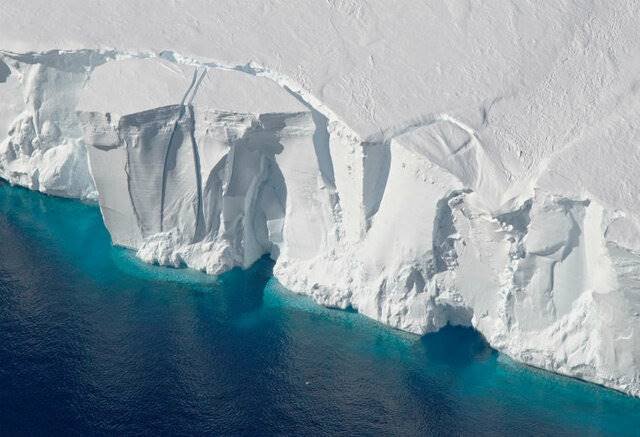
[0,1,639,397]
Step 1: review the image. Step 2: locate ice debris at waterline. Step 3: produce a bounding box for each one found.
[0,1,639,397]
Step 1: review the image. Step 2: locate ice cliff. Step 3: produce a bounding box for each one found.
[0,0,639,397]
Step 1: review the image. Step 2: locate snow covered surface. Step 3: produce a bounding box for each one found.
[0,1,639,396]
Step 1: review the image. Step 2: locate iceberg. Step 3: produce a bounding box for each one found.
[0,1,638,397]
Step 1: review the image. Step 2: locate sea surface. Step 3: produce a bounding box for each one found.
[0,181,639,436]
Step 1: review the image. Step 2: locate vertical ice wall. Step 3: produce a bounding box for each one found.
[0,51,106,199]
[0,52,638,397]
[78,58,343,274]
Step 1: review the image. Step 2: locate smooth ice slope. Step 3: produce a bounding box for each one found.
[0,1,639,396]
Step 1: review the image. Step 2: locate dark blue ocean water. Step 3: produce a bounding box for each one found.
[0,181,639,436]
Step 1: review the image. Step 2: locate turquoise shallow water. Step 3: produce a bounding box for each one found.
[0,180,639,436]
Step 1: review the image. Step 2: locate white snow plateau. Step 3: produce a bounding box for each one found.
[0,1,639,396]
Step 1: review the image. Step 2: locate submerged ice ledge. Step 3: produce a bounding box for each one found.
[0,49,638,397]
